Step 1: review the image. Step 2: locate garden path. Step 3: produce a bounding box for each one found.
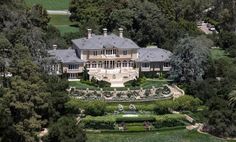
[47,10,71,15]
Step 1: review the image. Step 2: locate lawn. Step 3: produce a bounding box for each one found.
[141,79,168,89]
[69,81,98,90]
[24,0,70,10]
[211,48,228,60]
[87,129,226,142]
[49,15,78,35]
[69,79,168,90]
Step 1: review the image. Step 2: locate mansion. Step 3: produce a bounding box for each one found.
[48,28,172,87]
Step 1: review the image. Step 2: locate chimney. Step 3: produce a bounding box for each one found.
[118,28,123,38]
[87,28,92,39]
[103,28,107,37]
[53,44,57,50]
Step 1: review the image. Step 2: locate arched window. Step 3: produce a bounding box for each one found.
[98,61,102,68]
[86,61,90,68]
[122,60,127,67]
[117,61,121,68]
[92,61,97,68]
[129,61,133,67]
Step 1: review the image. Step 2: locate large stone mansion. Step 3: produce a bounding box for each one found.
[48,28,172,87]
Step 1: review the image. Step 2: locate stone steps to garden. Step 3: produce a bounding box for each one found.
[110,81,125,88]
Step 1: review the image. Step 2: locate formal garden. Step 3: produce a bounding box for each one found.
[65,94,203,132]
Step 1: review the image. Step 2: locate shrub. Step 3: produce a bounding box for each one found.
[65,99,107,116]
[142,71,159,78]
[174,95,202,111]
[124,77,141,87]
[154,100,174,114]
[82,115,115,129]
[153,96,202,114]
[153,114,187,128]
[81,78,111,88]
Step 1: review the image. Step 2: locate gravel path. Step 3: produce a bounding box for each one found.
[47,10,71,15]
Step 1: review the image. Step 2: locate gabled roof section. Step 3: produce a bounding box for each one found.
[137,47,172,62]
[48,49,84,64]
[72,34,140,50]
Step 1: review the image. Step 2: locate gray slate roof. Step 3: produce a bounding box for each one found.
[72,34,140,50]
[48,49,84,64]
[137,47,172,62]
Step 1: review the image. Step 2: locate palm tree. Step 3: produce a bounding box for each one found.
[229,90,236,107]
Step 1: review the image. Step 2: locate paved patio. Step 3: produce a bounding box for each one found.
[89,68,139,87]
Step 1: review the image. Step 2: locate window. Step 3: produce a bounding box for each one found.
[113,49,117,54]
[86,61,90,68]
[106,49,112,55]
[164,62,170,67]
[69,73,77,79]
[93,51,98,56]
[101,50,104,55]
[98,61,102,68]
[129,61,133,67]
[142,63,150,68]
[123,50,127,55]
[68,64,79,70]
[92,61,97,68]
[122,60,127,67]
[117,61,121,68]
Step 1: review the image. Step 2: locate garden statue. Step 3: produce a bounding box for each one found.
[118,104,124,112]
[129,104,136,111]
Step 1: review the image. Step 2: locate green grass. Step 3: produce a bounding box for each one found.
[141,80,167,89]
[69,81,98,90]
[69,79,167,90]
[87,129,227,142]
[211,48,228,60]
[49,15,78,35]
[24,0,70,10]
[49,15,73,25]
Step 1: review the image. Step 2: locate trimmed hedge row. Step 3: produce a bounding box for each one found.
[82,115,115,129]
[154,114,187,128]
[106,104,155,113]
[82,114,187,130]
[116,116,156,122]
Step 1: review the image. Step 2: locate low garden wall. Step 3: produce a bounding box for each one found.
[69,85,174,102]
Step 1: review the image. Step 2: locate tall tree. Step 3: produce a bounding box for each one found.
[43,117,86,142]
[170,36,212,83]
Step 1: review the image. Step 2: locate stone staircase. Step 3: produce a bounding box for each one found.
[110,79,125,87]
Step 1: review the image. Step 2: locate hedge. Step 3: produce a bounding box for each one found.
[154,95,202,114]
[116,115,156,123]
[153,114,187,128]
[82,115,116,129]
[65,99,107,116]
[82,114,187,130]
[106,104,155,113]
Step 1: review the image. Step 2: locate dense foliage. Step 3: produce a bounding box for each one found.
[170,36,213,83]
[0,1,85,142]
[1,0,236,140]
[44,116,87,142]
[69,0,203,50]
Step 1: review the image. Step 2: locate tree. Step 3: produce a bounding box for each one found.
[29,4,50,30]
[44,117,86,142]
[82,66,89,81]
[170,36,212,83]
[229,90,236,108]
